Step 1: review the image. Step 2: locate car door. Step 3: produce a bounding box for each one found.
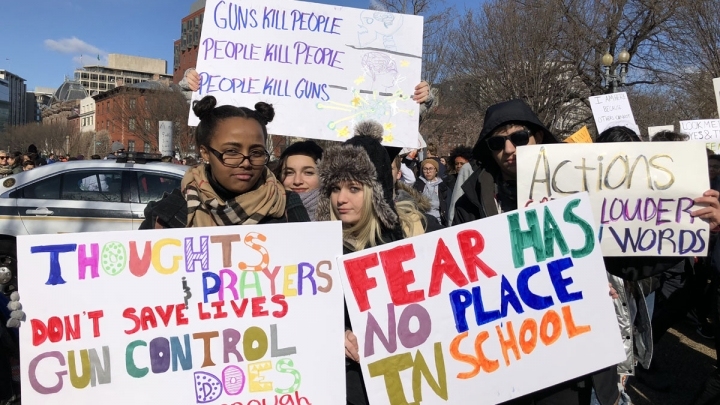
[18,169,133,235]
[129,170,183,229]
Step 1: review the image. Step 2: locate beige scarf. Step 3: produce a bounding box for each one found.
[181,165,286,227]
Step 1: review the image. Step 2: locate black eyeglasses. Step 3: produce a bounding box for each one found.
[486,130,531,151]
[205,145,269,167]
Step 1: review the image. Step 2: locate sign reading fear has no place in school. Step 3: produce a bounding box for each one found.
[189,0,424,148]
[339,194,625,405]
[516,142,710,257]
[18,222,345,405]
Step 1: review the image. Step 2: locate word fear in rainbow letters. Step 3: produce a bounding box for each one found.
[343,199,596,404]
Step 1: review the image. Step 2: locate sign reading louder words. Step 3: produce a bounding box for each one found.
[339,195,625,405]
[19,222,345,405]
[190,0,424,147]
[517,142,709,256]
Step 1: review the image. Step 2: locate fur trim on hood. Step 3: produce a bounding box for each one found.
[395,181,431,212]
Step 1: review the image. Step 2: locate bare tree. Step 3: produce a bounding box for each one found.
[0,122,74,155]
[443,0,690,138]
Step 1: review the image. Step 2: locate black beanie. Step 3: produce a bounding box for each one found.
[280,140,324,162]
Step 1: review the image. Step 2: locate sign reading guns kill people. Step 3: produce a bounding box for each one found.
[339,195,625,405]
[190,0,424,147]
[18,222,345,405]
[517,142,710,256]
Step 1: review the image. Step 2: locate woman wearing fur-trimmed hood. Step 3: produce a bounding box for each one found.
[316,120,428,405]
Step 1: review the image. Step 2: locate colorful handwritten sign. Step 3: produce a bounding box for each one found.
[18,222,345,405]
[338,195,625,405]
[564,126,592,143]
[589,92,638,134]
[188,0,424,148]
[680,119,720,152]
[517,142,709,256]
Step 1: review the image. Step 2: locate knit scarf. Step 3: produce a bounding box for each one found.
[181,165,286,227]
[299,188,320,221]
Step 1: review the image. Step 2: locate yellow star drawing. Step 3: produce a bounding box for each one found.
[383,133,395,143]
[351,96,362,107]
[383,122,395,131]
[354,76,366,85]
[400,60,410,67]
[337,126,350,138]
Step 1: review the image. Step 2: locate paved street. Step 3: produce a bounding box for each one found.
[628,320,717,405]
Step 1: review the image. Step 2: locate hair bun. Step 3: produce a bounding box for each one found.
[192,96,217,121]
[254,102,275,125]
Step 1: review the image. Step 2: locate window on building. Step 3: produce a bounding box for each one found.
[99,75,106,81]
[108,84,115,90]
[125,78,132,84]
[82,118,86,126]
[107,76,115,82]
[128,140,135,152]
[144,119,151,131]
[90,82,98,89]
[129,99,136,109]
[106,121,109,129]
[144,142,151,153]
[81,81,89,88]
[81,73,89,79]
[129,118,136,131]
[99,83,106,90]
[90,74,98,80]
[133,79,140,84]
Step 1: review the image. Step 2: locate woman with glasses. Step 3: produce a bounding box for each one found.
[139,95,309,229]
[412,158,448,225]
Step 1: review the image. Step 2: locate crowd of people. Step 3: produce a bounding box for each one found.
[3,73,720,405]
[136,86,720,405]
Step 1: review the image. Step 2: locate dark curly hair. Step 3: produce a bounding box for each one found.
[192,95,275,150]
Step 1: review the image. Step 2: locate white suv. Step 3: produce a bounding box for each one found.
[0,156,189,294]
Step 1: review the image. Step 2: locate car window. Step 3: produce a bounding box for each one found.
[61,171,123,202]
[21,175,61,199]
[137,173,181,203]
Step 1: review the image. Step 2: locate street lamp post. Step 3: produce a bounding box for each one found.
[600,48,630,93]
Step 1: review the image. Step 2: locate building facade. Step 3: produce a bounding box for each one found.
[173,0,205,83]
[75,54,172,95]
[79,97,96,133]
[0,79,9,132]
[0,70,27,128]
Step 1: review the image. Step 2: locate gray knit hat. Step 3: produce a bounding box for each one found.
[315,120,399,230]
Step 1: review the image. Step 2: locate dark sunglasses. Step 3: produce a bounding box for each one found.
[486,130,531,151]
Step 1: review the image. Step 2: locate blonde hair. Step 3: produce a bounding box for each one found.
[330,183,425,251]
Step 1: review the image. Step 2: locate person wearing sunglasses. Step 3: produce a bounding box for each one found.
[452,99,558,224]
[0,153,12,178]
[139,95,309,230]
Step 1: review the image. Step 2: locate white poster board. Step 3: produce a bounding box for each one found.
[517,142,709,256]
[338,195,625,404]
[680,119,720,153]
[648,125,674,141]
[18,222,345,405]
[189,0,424,148]
[159,121,174,156]
[589,92,638,134]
